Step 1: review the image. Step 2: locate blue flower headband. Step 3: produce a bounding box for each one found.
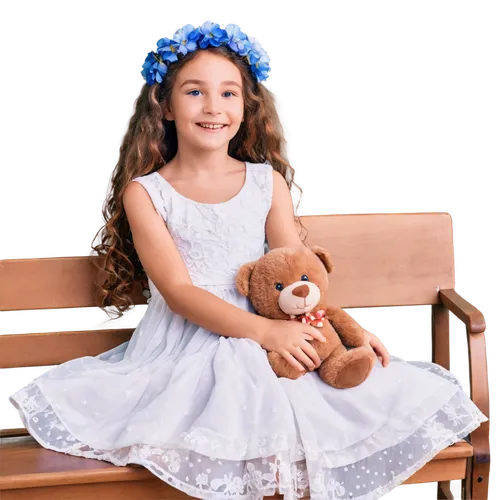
[141,20,271,86]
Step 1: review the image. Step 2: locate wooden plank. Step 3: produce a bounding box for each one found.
[0,213,454,312]
[0,478,191,500]
[0,435,472,490]
[0,256,147,311]
[300,212,454,307]
[0,330,134,368]
[402,457,467,484]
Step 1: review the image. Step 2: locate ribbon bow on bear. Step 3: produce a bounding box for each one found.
[289,309,326,327]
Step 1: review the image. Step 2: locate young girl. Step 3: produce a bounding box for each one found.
[9,21,488,500]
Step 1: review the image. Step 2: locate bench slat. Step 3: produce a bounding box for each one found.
[0,256,146,311]
[302,213,454,307]
[0,435,472,491]
[0,213,454,313]
[0,330,134,369]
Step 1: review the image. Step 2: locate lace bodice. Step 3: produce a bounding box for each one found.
[131,161,273,289]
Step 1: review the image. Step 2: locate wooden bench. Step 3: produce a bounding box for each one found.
[0,212,490,499]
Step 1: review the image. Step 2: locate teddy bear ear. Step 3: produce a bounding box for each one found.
[307,244,335,273]
[235,261,257,296]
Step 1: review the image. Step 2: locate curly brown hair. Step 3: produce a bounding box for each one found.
[90,45,308,319]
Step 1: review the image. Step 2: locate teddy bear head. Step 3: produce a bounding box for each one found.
[235,245,334,320]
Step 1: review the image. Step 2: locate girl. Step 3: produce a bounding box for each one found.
[9,21,488,500]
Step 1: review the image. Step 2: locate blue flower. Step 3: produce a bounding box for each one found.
[224,24,251,56]
[154,35,170,52]
[172,24,201,57]
[247,36,266,60]
[246,36,271,82]
[141,21,271,85]
[197,20,228,48]
[141,51,168,86]
[251,53,271,82]
[156,37,181,63]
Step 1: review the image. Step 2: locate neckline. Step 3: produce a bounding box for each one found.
[153,161,250,207]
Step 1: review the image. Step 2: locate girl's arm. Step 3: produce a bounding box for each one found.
[265,170,306,251]
[123,182,325,368]
[265,170,391,366]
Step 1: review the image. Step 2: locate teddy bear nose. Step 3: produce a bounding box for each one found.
[292,284,309,297]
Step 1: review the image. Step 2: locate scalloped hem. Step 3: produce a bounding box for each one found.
[9,379,487,500]
[128,413,486,500]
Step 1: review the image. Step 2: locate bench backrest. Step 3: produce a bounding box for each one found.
[0,212,454,369]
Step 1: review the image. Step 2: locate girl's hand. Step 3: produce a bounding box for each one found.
[261,318,327,372]
[363,329,390,367]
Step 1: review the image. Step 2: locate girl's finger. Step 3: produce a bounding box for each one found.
[280,350,306,373]
[307,326,327,342]
[300,340,321,368]
[290,346,316,371]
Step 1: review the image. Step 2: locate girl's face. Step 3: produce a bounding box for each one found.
[165,50,245,152]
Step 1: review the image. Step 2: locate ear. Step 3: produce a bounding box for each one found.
[235,261,258,296]
[307,244,334,273]
[164,101,174,121]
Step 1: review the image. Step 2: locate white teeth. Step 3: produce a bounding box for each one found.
[199,123,225,129]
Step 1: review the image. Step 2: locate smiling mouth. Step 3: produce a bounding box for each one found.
[196,123,228,131]
[293,304,311,309]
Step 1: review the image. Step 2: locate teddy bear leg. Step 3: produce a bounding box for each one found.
[319,346,376,389]
[268,351,305,380]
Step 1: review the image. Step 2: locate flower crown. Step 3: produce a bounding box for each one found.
[141,20,271,86]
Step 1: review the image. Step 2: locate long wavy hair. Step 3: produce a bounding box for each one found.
[90,45,308,319]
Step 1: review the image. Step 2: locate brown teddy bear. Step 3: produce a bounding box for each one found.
[235,245,377,389]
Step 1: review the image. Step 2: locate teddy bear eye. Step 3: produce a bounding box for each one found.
[301,275,309,281]
[275,283,284,291]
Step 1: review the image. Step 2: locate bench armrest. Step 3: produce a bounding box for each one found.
[439,289,486,334]
[438,288,490,467]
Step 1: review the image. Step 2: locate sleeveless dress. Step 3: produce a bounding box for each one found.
[9,161,488,500]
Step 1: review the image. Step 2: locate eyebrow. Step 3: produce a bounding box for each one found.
[180,79,242,89]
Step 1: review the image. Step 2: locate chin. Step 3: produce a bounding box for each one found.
[194,141,230,151]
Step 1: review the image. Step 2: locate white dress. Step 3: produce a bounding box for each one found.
[9,161,488,500]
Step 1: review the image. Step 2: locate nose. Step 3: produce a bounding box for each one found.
[203,93,222,115]
[292,284,309,298]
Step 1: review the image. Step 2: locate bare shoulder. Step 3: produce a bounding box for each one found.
[271,168,288,197]
[123,178,147,204]
[122,180,154,219]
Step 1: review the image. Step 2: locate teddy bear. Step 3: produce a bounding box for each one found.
[235,244,377,389]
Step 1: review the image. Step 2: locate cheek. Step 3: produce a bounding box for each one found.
[171,95,199,119]
[182,99,203,119]
[227,100,244,120]
[278,286,300,313]
[250,282,283,317]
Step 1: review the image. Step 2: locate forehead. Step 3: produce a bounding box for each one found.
[177,51,242,85]
[259,249,316,274]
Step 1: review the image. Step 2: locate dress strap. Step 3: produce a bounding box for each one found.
[248,161,273,214]
[130,173,167,221]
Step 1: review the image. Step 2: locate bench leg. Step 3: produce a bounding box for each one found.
[472,460,490,500]
[462,456,472,500]
[436,479,465,500]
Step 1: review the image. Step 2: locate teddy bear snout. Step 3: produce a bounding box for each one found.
[278,280,320,315]
[292,284,310,297]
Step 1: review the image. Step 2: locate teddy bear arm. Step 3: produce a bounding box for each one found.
[325,305,366,347]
